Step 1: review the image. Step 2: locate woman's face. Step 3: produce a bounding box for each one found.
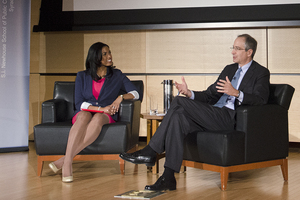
[101,46,113,66]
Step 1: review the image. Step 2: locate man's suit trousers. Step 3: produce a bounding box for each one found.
[148,96,236,172]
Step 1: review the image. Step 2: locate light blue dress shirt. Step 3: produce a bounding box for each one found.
[189,60,252,110]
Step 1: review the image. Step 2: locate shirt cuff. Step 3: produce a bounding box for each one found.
[237,91,244,102]
[81,102,92,110]
[128,90,139,100]
[190,90,195,100]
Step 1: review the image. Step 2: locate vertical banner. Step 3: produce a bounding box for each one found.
[0,0,30,152]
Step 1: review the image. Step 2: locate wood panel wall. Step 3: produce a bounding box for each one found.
[30,0,300,141]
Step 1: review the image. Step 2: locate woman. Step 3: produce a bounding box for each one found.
[48,42,140,182]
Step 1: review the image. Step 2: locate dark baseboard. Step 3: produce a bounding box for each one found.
[30,137,148,143]
[139,137,147,143]
[139,138,300,148]
[289,142,300,148]
[27,138,300,148]
[0,146,29,153]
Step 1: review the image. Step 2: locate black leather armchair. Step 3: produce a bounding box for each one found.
[34,80,143,176]
[182,84,295,190]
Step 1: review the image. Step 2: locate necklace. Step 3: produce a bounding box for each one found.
[97,67,107,78]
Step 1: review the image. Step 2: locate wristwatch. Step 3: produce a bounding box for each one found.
[120,94,123,101]
[237,90,240,98]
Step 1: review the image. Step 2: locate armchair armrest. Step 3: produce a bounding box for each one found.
[118,100,140,121]
[236,104,289,163]
[41,99,68,123]
[118,99,142,149]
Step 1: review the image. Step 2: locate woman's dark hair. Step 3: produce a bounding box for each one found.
[85,42,114,81]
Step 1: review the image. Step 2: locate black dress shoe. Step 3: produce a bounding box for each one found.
[145,176,176,191]
[119,150,156,167]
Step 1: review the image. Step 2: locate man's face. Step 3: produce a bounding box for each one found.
[231,37,253,66]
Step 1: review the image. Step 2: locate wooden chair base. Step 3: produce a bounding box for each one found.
[182,158,288,191]
[37,145,138,176]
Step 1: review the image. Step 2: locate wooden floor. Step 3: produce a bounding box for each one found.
[1,142,300,200]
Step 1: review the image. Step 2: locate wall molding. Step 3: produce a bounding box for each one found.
[33,1,300,32]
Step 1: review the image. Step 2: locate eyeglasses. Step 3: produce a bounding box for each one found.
[230,46,246,51]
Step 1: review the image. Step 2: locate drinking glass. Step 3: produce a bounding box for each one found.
[150,96,158,115]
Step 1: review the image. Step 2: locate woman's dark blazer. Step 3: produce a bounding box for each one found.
[74,68,139,121]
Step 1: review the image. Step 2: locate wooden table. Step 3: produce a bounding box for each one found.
[140,113,165,174]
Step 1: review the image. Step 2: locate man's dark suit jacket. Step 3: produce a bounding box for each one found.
[194,60,270,107]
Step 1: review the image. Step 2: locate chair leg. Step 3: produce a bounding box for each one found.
[119,157,125,175]
[118,144,139,175]
[127,144,138,153]
[281,158,288,181]
[36,149,143,176]
[180,166,186,173]
[182,159,287,191]
[37,156,44,177]
[220,167,229,191]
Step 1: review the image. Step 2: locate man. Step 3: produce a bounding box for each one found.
[120,34,270,191]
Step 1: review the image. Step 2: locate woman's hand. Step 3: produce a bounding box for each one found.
[86,96,122,115]
[102,94,135,115]
[108,95,123,115]
[102,105,116,115]
[87,105,115,115]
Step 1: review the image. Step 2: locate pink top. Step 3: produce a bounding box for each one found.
[93,78,105,100]
[72,78,116,124]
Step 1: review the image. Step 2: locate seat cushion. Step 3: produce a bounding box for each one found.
[34,122,71,155]
[196,131,245,166]
[34,121,130,155]
[183,131,201,162]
